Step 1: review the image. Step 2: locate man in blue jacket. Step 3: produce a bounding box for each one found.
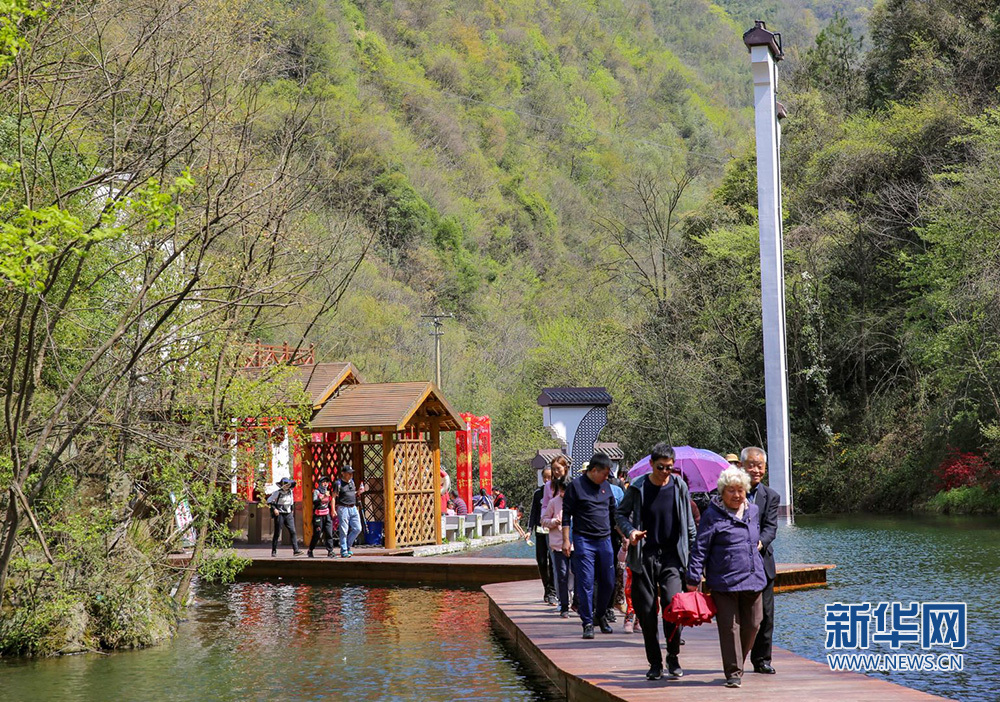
[742,446,779,675]
[616,443,697,681]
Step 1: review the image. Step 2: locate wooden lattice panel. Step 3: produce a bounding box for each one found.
[393,439,436,546]
[305,440,352,485]
[361,441,385,524]
[305,439,385,524]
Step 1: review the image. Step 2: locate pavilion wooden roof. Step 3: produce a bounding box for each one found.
[296,362,364,408]
[239,361,363,409]
[309,381,466,433]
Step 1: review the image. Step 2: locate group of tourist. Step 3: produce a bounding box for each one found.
[534,445,778,689]
[266,467,366,558]
[444,487,508,515]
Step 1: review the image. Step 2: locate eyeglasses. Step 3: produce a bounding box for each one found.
[653,464,673,472]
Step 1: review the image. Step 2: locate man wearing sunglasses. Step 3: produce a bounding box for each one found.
[616,443,697,681]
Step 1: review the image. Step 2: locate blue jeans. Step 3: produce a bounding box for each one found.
[337,505,362,554]
[571,534,615,627]
[550,550,571,612]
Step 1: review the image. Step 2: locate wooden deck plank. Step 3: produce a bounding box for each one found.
[171,545,833,590]
[227,545,540,586]
[484,579,945,701]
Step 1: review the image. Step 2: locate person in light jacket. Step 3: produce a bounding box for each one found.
[685,467,767,689]
[542,476,571,617]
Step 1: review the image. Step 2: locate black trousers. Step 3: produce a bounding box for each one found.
[751,577,774,666]
[535,531,555,598]
[631,547,683,667]
[309,514,334,554]
[271,512,299,553]
[714,590,762,678]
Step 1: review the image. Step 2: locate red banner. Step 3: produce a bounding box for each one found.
[456,413,474,511]
[456,413,493,506]
[478,416,492,495]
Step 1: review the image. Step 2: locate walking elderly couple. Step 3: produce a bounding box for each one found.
[560,444,779,689]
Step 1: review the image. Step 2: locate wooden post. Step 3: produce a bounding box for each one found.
[351,432,364,485]
[383,431,397,549]
[302,440,314,549]
[351,431,365,538]
[431,419,442,545]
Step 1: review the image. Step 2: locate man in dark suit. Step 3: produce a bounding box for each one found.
[741,446,779,674]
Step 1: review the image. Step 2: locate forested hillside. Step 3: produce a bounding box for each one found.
[4,0,1000,656]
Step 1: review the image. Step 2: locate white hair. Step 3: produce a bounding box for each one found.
[740,446,767,463]
[718,466,750,493]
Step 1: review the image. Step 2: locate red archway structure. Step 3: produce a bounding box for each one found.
[455,414,492,511]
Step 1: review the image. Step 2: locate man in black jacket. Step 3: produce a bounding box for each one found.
[616,442,697,681]
[528,467,556,604]
[742,446,779,674]
[562,454,617,639]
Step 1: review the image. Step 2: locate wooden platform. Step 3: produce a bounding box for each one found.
[215,545,835,590]
[485,580,944,701]
[231,545,539,587]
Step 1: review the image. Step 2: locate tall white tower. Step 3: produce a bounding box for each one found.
[744,21,793,522]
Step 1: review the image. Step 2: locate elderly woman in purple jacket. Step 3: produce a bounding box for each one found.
[685,467,767,689]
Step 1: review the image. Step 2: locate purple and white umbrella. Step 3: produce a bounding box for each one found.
[627,446,730,493]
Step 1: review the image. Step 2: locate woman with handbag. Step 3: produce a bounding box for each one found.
[685,467,767,688]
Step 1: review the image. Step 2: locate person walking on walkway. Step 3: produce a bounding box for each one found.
[308,475,335,558]
[267,477,302,557]
[542,476,571,617]
[686,467,767,688]
[607,475,626,625]
[616,443,697,680]
[741,446,779,675]
[561,453,616,639]
[529,467,557,605]
[334,466,365,558]
[541,454,570,515]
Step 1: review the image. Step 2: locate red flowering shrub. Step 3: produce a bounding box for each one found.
[935,448,992,491]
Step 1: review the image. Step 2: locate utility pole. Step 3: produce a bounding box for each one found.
[421,313,454,388]
[744,21,793,524]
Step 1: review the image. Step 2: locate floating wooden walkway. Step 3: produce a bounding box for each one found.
[485,580,943,701]
[235,547,536,587]
[218,545,834,590]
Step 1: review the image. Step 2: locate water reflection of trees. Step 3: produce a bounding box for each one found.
[210,583,534,699]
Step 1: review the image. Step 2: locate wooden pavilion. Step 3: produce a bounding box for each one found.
[301,381,466,549]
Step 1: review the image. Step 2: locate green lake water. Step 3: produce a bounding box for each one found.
[0,583,556,701]
[2,514,997,701]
